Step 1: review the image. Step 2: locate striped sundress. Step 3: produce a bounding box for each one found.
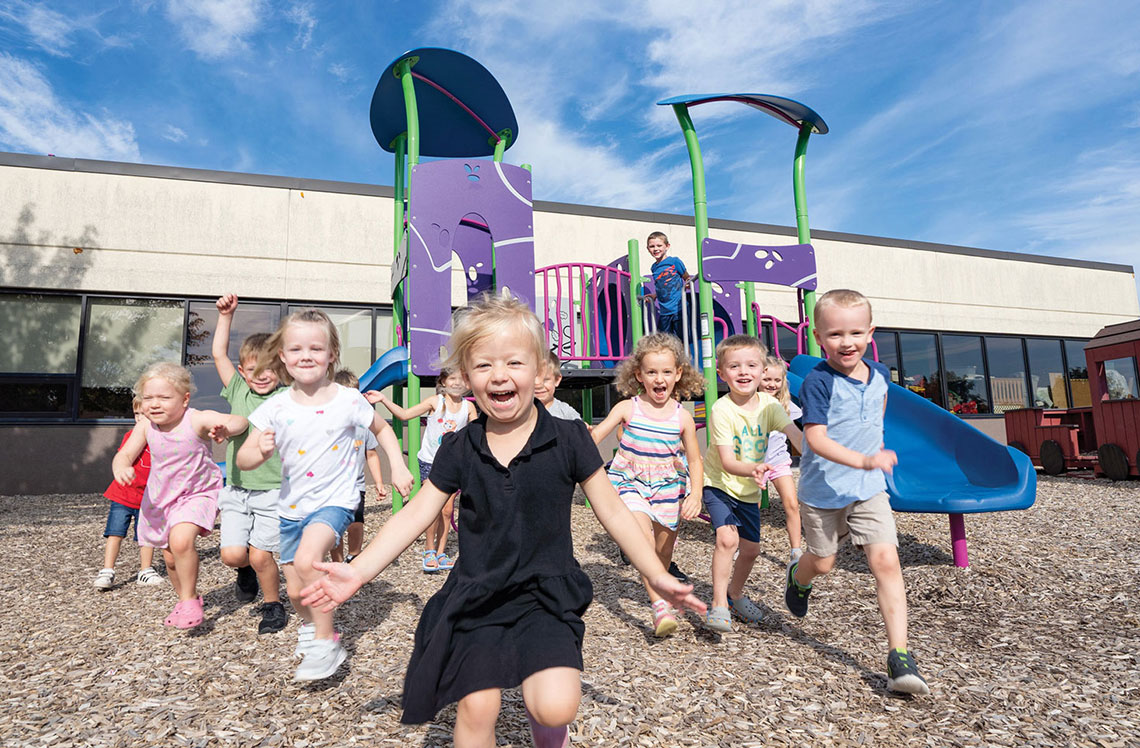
[607,397,688,530]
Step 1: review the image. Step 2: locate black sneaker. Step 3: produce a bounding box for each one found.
[258,602,289,634]
[344,554,357,564]
[784,562,811,618]
[235,565,259,603]
[667,561,689,584]
[886,648,931,695]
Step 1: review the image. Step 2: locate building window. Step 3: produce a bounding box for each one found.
[1064,339,1092,407]
[870,330,901,384]
[898,332,943,407]
[186,301,283,413]
[942,334,990,415]
[1025,339,1066,408]
[0,293,82,415]
[1102,357,1139,400]
[984,337,1028,413]
[80,298,184,419]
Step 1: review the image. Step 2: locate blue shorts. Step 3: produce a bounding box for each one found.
[703,486,762,543]
[279,506,355,564]
[104,501,140,541]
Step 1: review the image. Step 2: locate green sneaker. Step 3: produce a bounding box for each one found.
[886,648,931,695]
[784,562,811,618]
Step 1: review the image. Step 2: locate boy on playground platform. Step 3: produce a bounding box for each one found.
[643,231,691,341]
[211,293,288,634]
[785,289,930,695]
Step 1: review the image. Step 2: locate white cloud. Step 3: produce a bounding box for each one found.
[0,53,139,160]
[162,124,187,142]
[284,2,315,50]
[327,62,349,83]
[0,0,126,56]
[164,0,265,59]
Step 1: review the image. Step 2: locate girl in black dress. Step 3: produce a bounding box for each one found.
[302,295,705,747]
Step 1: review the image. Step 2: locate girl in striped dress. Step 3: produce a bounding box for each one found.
[592,333,706,636]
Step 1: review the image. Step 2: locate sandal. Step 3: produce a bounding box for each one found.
[422,550,439,573]
[164,596,204,629]
[651,600,678,638]
[705,605,732,633]
[728,594,764,625]
[436,553,454,571]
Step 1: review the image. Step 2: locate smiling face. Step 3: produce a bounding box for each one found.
[814,302,874,376]
[440,370,467,398]
[464,324,539,426]
[760,365,786,397]
[140,377,190,429]
[279,321,333,388]
[238,354,279,395]
[635,349,681,406]
[717,344,766,400]
[646,235,669,262]
[533,364,562,405]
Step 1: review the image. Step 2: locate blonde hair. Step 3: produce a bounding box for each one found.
[542,349,562,374]
[764,356,792,413]
[715,334,768,364]
[133,362,194,398]
[333,368,358,389]
[131,395,143,412]
[814,288,872,322]
[238,332,272,365]
[254,308,340,385]
[438,293,546,375]
[614,333,704,399]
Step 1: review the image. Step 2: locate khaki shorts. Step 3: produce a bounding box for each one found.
[801,491,897,557]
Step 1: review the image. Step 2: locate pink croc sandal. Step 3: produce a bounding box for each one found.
[165,596,204,629]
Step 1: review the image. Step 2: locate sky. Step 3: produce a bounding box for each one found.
[1,0,1138,297]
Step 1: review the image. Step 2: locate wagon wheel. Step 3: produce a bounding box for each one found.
[1039,439,1066,475]
[1097,443,1129,481]
[1009,441,1028,454]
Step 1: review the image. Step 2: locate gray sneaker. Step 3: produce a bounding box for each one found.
[93,568,115,590]
[294,638,347,681]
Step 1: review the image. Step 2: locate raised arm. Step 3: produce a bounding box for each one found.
[366,391,435,421]
[590,399,631,445]
[212,293,240,387]
[111,421,149,485]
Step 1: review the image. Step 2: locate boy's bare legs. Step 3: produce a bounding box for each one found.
[726,538,761,602]
[139,545,155,570]
[455,687,501,748]
[865,542,908,649]
[792,551,836,587]
[249,546,280,604]
[102,535,124,570]
[711,524,740,609]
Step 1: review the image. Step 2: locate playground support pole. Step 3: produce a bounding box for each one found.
[627,239,643,348]
[949,513,969,568]
[389,133,408,511]
[793,123,821,357]
[672,104,718,424]
[398,59,422,498]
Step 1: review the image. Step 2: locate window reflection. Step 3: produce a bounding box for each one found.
[869,331,900,384]
[942,335,990,415]
[898,332,942,407]
[1026,339,1066,408]
[985,337,1028,413]
[1103,357,1139,400]
[187,301,282,413]
[1064,339,1091,407]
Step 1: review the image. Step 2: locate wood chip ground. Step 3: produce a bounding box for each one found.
[1,474,1137,746]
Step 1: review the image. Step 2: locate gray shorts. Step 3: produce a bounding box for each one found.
[218,485,281,553]
[801,491,897,558]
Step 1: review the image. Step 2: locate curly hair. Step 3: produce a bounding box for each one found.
[614,333,705,399]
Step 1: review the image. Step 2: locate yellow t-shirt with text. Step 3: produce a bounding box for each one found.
[703,393,792,502]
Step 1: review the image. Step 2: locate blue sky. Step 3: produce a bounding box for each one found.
[1,1,1138,293]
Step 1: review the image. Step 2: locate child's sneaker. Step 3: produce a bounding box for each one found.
[136,567,163,586]
[344,554,357,564]
[784,562,811,618]
[258,602,288,634]
[886,648,931,695]
[294,622,316,657]
[294,638,347,681]
[92,568,115,590]
[667,561,689,584]
[651,600,678,637]
[235,565,259,603]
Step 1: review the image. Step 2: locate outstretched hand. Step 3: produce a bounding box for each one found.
[363,390,383,405]
[300,560,365,613]
[648,574,706,616]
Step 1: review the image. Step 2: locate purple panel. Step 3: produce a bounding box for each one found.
[408,160,534,375]
[701,238,817,291]
[453,220,495,297]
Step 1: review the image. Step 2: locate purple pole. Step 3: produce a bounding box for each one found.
[949,513,969,568]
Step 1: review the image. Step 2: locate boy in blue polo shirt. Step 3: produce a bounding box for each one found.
[643,231,691,341]
[785,289,930,695]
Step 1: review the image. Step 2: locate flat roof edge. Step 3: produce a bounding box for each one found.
[1,150,1132,275]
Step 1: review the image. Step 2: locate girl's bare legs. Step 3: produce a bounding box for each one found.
[166,523,201,600]
[455,687,501,748]
[287,524,338,638]
[433,494,455,556]
[522,667,580,748]
[637,518,678,604]
[346,522,365,556]
[771,475,802,551]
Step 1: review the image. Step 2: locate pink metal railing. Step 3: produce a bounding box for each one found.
[752,304,879,362]
[537,262,633,363]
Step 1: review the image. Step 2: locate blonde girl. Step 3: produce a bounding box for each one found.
[236,309,413,682]
[301,294,704,748]
[590,332,705,637]
[369,366,477,573]
[759,356,804,563]
[111,363,247,629]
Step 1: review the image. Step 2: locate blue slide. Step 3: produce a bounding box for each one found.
[358,346,410,392]
[788,356,1036,515]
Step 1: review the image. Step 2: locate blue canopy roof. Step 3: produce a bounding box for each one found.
[657,93,828,135]
[370,47,519,157]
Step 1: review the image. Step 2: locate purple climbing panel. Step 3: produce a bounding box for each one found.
[701,238,817,291]
[407,159,535,376]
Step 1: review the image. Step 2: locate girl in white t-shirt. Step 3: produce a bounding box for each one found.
[370,367,477,573]
[760,357,803,565]
[237,309,413,682]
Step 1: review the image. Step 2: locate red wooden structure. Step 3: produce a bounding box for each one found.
[1005,319,1140,480]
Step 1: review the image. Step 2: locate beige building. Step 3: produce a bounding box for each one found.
[2,151,1137,493]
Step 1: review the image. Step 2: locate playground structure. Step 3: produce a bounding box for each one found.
[1004,319,1140,480]
[365,47,1037,565]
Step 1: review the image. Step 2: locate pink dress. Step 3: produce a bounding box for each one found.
[138,408,222,548]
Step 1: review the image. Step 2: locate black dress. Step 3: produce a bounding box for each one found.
[400,403,604,724]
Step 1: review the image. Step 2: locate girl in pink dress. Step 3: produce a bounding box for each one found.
[112,362,247,629]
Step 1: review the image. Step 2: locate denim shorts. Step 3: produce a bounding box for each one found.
[278,505,355,564]
[418,459,433,485]
[703,486,762,543]
[104,501,140,540]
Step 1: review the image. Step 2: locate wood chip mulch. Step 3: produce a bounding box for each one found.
[0,474,1137,747]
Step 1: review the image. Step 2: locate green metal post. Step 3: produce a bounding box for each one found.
[793,123,821,356]
[627,239,643,347]
[389,133,408,511]
[397,59,422,499]
[672,104,718,430]
[744,282,758,337]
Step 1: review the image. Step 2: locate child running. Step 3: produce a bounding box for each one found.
[786,289,930,694]
[370,365,477,573]
[759,356,804,565]
[111,363,246,629]
[236,309,413,681]
[702,336,803,633]
[301,295,705,747]
[94,397,163,589]
[590,332,705,637]
[329,368,388,564]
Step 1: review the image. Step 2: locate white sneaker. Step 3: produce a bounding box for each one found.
[93,568,115,590]
[136,567,163,586]
[294,622,315,658]
[294,638,347,681]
